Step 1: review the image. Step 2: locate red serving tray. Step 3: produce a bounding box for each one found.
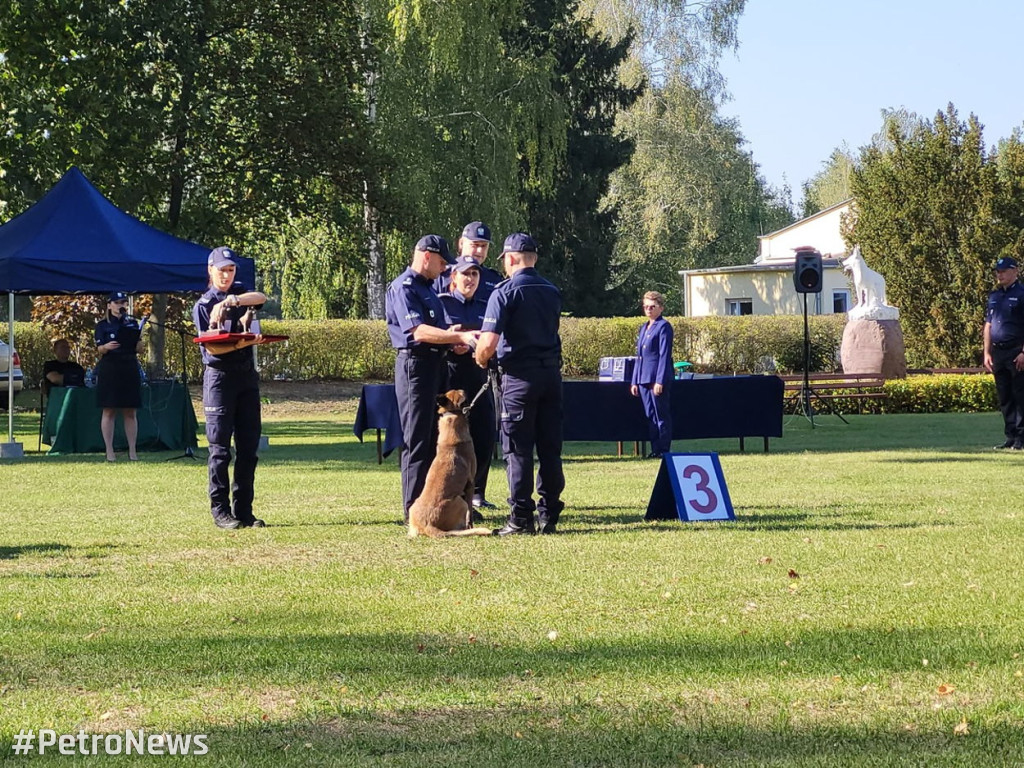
[192,333,289,344]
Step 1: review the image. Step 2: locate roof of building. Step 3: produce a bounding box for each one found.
[678,259,844,277]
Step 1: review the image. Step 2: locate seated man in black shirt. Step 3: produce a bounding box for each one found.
[43,338,86,392]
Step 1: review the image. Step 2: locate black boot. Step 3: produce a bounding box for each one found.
[493,518,535,536]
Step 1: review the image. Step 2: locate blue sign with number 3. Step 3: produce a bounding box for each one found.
[645,452,734,522]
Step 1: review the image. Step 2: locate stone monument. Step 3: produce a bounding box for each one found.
[839,246,907,378]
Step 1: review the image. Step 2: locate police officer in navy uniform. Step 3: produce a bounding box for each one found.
[386,235,481,520]
[983,256,1024,450]
[94,291,146,462]
[193,246,268,529]
[440,256,498,518]
[434,221,503,300]
[475,233,565,535]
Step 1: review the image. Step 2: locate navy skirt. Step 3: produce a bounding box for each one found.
[95,355,142,409]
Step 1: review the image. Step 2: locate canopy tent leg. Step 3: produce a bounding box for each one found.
[2,292,25,458]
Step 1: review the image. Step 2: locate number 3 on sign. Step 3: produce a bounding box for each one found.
[668,453,734,522]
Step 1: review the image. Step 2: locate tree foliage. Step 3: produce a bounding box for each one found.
[801,145,855,217]
[850,104,1024,367]
[516,0,642,316]
[580,0,791,314]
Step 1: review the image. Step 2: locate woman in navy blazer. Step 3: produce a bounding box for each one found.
[630,291,674,458]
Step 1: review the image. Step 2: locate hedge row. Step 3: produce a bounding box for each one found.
[6,315,846,383]
[2,318,998,413]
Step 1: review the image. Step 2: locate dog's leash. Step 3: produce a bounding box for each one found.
[461,378,492,415]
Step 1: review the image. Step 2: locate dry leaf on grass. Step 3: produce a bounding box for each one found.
[953,719,970,736]
[937,684,955,695]
[788,569,799,579]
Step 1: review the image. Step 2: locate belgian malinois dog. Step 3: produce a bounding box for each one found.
[408,389,491,538]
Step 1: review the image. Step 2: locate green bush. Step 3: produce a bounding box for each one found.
[0,322,52,386]
[5,314,853,385]
[883,374,996,413]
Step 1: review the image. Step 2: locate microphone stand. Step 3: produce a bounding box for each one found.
[146,317,204,461]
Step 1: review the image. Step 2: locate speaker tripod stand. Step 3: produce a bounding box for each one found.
[788,292,847,427]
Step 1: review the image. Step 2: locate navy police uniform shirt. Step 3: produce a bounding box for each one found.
[192,282,263,368]
[385,267,446,349]
[434,261,503,302]
[481,267,561,372]
[440,288,489,378]
[986,281,1024,345]
[95,315,141,358]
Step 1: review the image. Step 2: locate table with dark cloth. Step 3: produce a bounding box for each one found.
[42,381,199,455]
[353,376,784,461]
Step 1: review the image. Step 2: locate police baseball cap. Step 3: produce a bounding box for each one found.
[502,232,539,254]
[208,246,238,269]
[108,291,128,302]
[995,256,1018,270]
[415,234,453,263]
[451,256,483,274]
[461,221,491,243]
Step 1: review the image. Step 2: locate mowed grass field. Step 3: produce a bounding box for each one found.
[1,394,1023,766]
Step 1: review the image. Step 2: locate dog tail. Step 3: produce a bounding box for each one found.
[409,524,491,538]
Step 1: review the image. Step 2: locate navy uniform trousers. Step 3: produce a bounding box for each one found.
[396,349,445,518]
[992,345,1024,441]
[638,383,673,454]
[204,365,261,523]
[500,365,565,528]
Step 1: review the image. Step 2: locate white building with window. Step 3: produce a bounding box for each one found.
[679,199,853,317]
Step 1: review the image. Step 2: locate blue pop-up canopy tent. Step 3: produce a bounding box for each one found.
[0,167,256,448]
[0,166,254,293]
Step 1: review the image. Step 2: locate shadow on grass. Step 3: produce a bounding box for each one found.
[0,542,72,560]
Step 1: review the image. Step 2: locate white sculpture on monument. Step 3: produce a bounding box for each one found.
[841,245,899,320]
[839,245,906,377]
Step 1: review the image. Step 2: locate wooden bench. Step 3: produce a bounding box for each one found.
[780,373,888,415]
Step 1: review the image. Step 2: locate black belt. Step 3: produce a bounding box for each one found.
[499,358,561,375]
[992,340,1024,350]
[398,346,442,357]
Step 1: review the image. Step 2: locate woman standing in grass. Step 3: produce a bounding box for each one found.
[193,246,268,530]
[630,291,674,459]
[94,291,146,462]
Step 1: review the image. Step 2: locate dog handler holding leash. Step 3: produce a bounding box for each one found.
[386,235,481,522]
[475,233,565,536]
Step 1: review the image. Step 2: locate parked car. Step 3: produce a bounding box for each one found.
[0,340,25,405]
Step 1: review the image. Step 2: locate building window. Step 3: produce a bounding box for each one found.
[726,299,753,316]
[832,289,850,314]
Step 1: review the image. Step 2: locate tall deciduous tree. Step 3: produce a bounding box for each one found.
[579,0,791,313]
[801,145,855,217]
[850,104,1010,367]
[1,0,369,355]
[513,0,641,316]
[361,0,567,315]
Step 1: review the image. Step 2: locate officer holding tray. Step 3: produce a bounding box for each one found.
[474,233,565,535]
[386,235,480,521]
[193,246,268,530]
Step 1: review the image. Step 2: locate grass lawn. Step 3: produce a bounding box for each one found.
[1,398,1023,766]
